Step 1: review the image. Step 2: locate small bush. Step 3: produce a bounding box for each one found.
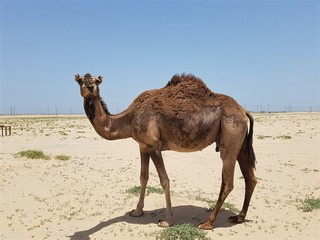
[55,154,70,161]
[257,135,272,140]
[127,186,164,196]
[127,186,141,195]
[156,224,209,240]
[300,197,320,212]
[208,200,239,213]
[277,135,292,140]
[197,197,239,213]
[147,186,165,194]
[15,150,50,160]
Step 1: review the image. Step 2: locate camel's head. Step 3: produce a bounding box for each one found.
[74,73,103,98]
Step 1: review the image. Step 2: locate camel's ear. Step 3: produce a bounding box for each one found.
[74,74,81,84]
[97,75,103,84]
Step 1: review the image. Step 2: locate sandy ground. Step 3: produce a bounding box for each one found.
[0,113,319,240]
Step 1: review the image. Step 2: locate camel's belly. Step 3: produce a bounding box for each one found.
[160,109,221,152]
[161,123,219,152]
[165,140,215,152]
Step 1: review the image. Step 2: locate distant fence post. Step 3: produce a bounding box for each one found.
[0,125,11,137]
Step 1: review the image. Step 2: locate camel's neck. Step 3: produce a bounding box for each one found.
[84,96,133,140]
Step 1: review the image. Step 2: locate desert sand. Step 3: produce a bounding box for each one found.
[0,112,319,240]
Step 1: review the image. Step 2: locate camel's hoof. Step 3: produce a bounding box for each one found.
[198,220,214,230]
[228,215,244,224]
[157,220,172,228]
[129,209,144,217]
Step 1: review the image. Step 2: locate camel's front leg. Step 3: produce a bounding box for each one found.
[150,149,173,227]
[129,146,150,217]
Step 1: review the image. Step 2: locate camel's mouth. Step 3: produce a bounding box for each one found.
[79,84,91,97]
[87,85,94,93]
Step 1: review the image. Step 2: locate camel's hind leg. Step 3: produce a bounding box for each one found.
[129,146,150,217]
[199,115,247,230]
[229,149,257,223]
[198,146,238,230]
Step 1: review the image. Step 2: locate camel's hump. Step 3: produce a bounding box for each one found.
[164,73,215,98]
[165,73,203,87]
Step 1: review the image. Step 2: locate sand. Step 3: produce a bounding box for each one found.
[0,113,319,239]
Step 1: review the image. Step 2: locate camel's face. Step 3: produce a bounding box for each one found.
[74,73,103,98]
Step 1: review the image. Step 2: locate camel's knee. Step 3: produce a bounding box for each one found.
[244,173,257,189]
[252,177,257,187]
[140,172,149,184]
[221,163,236,195]
[224,184,234,195]
[220,179,234,198]
[160,177,170,191]
[248,177,257,194]
[221,173,235,197]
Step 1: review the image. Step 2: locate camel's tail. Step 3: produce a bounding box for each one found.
[245,112,256,169]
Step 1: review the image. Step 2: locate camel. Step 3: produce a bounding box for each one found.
[74,73,257,230]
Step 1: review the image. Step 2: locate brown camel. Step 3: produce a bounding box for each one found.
[74,73,257,230]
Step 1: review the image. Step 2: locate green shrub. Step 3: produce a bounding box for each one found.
[300,197,320,212]
[197,197,239,213]
[127,186,141,195]
[15,150,50,160]
[127,186,164,196]
[146,186,165,194]
[156,224,209,240]
[277,135,292,140]
[55,154,71,161]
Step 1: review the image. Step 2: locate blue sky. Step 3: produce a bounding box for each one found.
[0,0,319,114]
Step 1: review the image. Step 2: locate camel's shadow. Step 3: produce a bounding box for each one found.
[67,205,237,240]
